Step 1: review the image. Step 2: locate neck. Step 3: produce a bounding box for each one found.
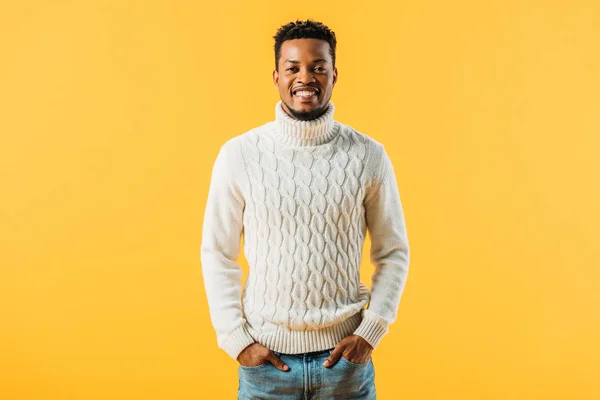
[270,100,340,147]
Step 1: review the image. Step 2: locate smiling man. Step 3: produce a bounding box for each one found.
[275,37,335,121]
[201,19,410,399]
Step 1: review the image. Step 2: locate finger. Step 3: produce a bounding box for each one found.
[323,346,343,367]
[268,353,290,371]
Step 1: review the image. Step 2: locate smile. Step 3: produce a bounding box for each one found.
[295,91,318,98]
[292,88,319,98]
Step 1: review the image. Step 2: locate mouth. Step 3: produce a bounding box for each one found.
[292,88,319,100]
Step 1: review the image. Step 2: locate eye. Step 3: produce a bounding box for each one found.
[315,66,326,72]
[286,67,298,72]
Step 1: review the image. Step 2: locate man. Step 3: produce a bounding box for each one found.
[200,19,410,399]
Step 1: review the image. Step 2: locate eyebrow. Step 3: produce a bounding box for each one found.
[285,58,328,64]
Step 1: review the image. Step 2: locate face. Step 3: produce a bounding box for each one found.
[273,38,338,121]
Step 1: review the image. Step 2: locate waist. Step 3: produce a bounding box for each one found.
[246,311,364,355]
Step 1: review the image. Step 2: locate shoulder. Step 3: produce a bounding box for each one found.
[217,121,269,157]
[337,122,386,173]
[221,122,272,157]
[212,132,253,173]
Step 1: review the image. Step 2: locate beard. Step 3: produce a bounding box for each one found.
[283,100,329,121]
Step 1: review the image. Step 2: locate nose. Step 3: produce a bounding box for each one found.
[297,68,316,83]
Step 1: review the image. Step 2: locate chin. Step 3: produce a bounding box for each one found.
[293,98,321,108]
[289,104,326,121]
[294,103,316,111]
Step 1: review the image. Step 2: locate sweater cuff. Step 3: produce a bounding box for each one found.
[221,323,256,361]
[353,309,389,350]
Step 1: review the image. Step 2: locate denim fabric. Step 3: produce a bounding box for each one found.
[237,348,376,399]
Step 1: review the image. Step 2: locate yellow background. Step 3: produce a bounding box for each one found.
[1,1,599,399]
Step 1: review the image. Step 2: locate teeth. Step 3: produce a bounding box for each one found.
[296,91,316,96]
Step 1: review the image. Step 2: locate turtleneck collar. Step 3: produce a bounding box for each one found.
[269,100,340,147]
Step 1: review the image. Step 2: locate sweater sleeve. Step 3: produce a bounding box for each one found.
[353,144,410,349]
[200,139,255,361]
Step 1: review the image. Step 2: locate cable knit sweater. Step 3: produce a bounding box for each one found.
[200,100,410,361]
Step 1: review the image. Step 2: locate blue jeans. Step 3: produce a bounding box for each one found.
[237,348,376,399]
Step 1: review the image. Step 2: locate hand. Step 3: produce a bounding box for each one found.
[323,335,373,368]
[237,343,290,372]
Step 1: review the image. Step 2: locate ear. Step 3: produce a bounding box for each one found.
[273,69,279,88]
[332,67,338,87]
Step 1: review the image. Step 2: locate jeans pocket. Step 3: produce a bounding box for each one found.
[339,354,371,367]
[239,361,269,370]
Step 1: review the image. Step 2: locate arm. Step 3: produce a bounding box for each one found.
[353,145,411,349]
[200,139,255,361]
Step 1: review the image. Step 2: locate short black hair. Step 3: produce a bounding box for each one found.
[273,19,337,71]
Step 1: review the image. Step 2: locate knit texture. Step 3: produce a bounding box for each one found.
[200,100,410,361]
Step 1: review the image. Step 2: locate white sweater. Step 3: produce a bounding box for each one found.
[200,100,410,361]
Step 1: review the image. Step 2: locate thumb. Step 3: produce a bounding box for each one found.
[323,345,343,367]
[268,352,290,372]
